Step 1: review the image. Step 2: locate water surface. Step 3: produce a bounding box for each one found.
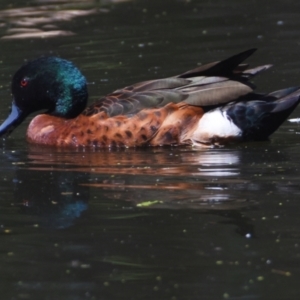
[0,0,300,299]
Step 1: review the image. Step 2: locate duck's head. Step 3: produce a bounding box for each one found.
[0,56,88,137]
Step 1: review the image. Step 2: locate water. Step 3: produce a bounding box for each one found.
[0,0,300,299]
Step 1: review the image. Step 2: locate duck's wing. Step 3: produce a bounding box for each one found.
[83,49,272,117]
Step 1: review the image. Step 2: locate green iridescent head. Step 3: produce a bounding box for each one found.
[0,56,88,136]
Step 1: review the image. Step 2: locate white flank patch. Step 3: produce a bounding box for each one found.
[192,109,242,144]
[288,118,300,123]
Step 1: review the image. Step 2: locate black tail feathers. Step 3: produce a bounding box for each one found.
[225,87,300,140]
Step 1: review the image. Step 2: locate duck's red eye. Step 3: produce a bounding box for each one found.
[20,78,28,87]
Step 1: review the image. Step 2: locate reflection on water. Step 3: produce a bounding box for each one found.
[0,0,130,39]
[1,146,263,299]
[6,146,253,230]
[13,168,89,228]
[26,145,241,176]
[6,142,300,233]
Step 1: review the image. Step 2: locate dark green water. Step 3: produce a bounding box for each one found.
[0,0,300,299]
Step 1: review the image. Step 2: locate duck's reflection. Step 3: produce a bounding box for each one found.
[11,141,298,231]
[13,169,89,229]
[8,146,260,231]
[26,145,241,177]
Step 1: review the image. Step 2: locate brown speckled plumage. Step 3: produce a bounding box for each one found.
[27,103,204,147]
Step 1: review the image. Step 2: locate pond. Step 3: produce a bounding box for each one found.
[0,0,300,299]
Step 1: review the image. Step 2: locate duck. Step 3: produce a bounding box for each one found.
[0,48,299,148]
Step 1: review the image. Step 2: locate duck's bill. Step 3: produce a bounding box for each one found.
[0,102,27,137]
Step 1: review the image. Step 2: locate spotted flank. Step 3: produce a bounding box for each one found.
[0,48,300,148]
